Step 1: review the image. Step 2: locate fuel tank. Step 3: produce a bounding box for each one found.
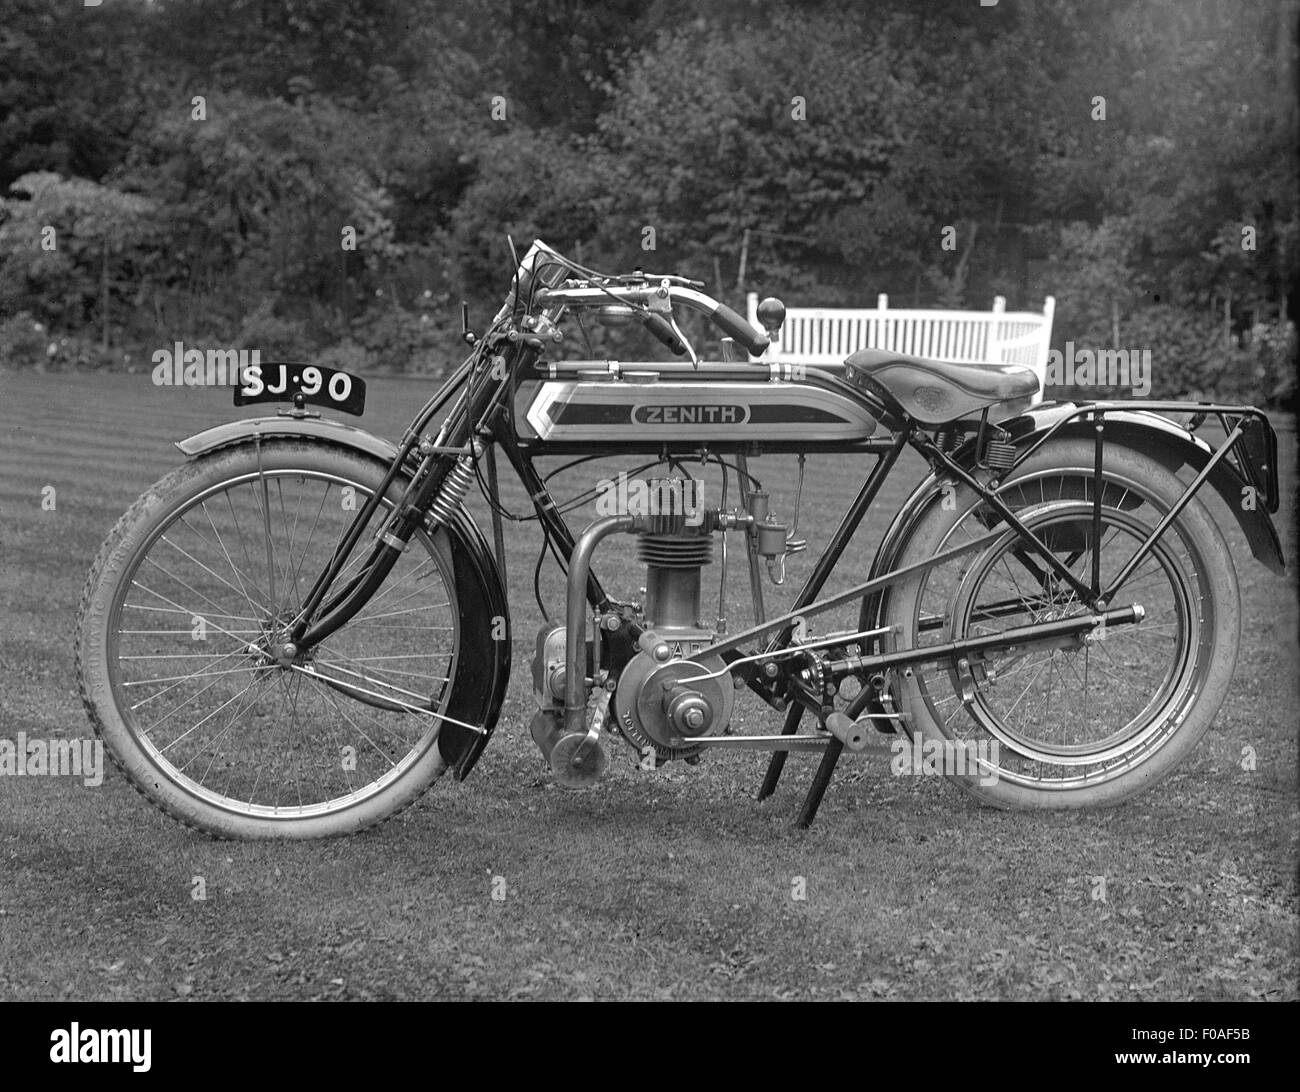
[522,365,878,443]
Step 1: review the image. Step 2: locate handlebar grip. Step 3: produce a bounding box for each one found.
[710,303,770,357]
[642,313,687,356]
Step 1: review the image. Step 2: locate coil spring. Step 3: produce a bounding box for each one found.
[426,456,475,528]
[985,428,1017,471]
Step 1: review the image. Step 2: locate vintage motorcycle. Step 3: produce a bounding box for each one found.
[76,240,1284,838]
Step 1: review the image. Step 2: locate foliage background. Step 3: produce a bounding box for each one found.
[0,0,1296,400]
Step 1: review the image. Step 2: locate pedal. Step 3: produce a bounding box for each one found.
[824,712,870,753]
[549,689,611,788]
[550,732,608,788]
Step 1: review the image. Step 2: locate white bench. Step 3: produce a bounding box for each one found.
[747,292,1055,403]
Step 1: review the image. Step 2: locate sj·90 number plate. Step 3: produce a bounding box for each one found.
[235,363,366,416]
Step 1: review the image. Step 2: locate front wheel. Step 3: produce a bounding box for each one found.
[76,439,506,838]
[881,439,1241,809]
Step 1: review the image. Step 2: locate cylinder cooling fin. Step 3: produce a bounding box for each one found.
[636,533,714,568]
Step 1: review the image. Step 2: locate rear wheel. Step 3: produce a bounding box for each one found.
[76,440,500,838]
[881,439,1240,808]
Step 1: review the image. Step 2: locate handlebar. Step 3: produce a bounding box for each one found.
[708,301,770,357]
[503,239,773,357]
[533,282,771,357]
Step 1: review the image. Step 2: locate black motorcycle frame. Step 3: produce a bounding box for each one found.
[235,291,1280,823]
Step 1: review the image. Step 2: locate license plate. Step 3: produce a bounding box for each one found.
[234,363,366,416]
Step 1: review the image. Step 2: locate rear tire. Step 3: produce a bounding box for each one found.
[881,439,1240,809]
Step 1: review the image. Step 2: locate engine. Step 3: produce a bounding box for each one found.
[613,527,734,763]
[531,474,795,780]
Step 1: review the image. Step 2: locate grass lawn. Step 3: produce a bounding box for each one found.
[1,368,1295,1000]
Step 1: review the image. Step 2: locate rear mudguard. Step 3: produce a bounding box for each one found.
[175,416,510,780]
[860,403,1285,632]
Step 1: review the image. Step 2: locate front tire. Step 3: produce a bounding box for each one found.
[76,440,503,838]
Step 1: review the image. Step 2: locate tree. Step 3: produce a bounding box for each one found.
[0,0,156,191]
[0,172,154,346]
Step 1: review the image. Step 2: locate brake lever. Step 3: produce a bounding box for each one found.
[654,274,706,289]
[667,312,699,369]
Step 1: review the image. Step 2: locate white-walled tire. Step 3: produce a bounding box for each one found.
[75,440,490,839]
[881,439,1240,809]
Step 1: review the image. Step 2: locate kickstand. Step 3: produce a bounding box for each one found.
[756,704,804,800]
[795,737,844,828]
[756,702,844,825]
[790,624,902,825]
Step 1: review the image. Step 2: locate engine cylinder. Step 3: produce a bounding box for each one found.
[616,518,728,761]
[637,533,712,631]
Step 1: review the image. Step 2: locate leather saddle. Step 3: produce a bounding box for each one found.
[843,348,1040,426]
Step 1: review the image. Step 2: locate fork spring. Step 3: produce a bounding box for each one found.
[426,457,475,528]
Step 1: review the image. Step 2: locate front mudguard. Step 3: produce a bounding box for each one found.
[860,403,1285,633]
[175,416,511,780]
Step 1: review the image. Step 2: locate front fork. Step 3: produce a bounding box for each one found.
[288,344,518,652]
[286,449,462,651]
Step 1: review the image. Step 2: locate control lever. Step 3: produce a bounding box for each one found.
[641,312,687,356]
[622,270,706,289]
[786,454,808,554]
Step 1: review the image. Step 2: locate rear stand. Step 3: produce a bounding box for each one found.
[755,705,845,828]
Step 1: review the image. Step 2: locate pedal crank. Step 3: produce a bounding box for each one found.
[549,688,611,789]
